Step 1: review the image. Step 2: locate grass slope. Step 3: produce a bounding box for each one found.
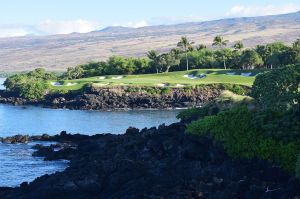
[49,69,262,91]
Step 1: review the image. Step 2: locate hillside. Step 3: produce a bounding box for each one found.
[0,11,299,72]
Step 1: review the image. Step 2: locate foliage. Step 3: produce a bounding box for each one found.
[177,90,254,122]
[240,49,263,69]
[251,64,300,111]
[177,36,195,71]
[64,66,84,79]
[4,68,55,100]
[19,80,48,100]
[186,106,300,172]
[60,37,300,79]
[253,109,300,142]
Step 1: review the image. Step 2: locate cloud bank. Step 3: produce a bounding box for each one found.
[226,4,300,17]
[0,3,299,38]
[0,20,101,38]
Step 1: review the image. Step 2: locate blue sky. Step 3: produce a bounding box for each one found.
[0,0,299,37]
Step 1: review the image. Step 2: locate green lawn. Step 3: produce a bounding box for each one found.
[48,69,263,91]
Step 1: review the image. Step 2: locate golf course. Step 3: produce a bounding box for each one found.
[48,69,261,91]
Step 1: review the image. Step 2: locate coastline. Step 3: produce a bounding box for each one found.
[0,123,300,198]
[0,85,228,111]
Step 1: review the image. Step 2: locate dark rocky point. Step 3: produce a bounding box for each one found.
[0,123,299,198]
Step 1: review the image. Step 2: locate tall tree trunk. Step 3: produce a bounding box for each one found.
[223,55,226,69]
[185,52,189,71]
[165,65,171,73]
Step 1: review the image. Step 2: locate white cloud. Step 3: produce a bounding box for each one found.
[226,4,300,17]
[0,20,101,38]
[0,28,28,38]
[35,19,100,35]
[113,20,149,28]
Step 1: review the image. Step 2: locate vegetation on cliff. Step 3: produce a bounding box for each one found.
[179,64,300,177]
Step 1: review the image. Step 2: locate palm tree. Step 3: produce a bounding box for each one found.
[212,35,229,69]
[212,35,229,48]
[177,36,194,71]
[147,50,160,73]
[196,44,207,51]
[233,41,244,52]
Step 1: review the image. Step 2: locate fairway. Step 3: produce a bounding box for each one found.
[49,69,262,91]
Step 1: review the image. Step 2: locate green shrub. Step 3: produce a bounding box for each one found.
[296,154,300,179]
[19,80,48,100]
[177,91,254,122]
[177,106,211,122]
[161,87,172,95]
[186,106,300,172]
[220,84,250,95]
[253,109,300,142]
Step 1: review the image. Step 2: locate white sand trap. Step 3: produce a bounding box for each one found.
[95,83,110,87]
[98,76,106,79]
[227,72,236,75]
[183,74,198,79]
[241,73,252,77]
[51,82,63,86]
[66,83,78,86]
[112,76,123,80]
[176,84,185,87]
[157,83,166,87]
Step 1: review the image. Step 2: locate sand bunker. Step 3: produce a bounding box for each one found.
[98,77,106,80]
[51,82,63,86]
[184,73,206,79]
[112,76,123,80]
[226,72,236,75]
[157,83,166,87]
[176,84,185,87]
[241,73,252,77]
[183,74,198,79]
[66,83,78,86]
[94,83,110,87]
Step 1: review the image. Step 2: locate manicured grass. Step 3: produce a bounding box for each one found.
[48,69,263,91]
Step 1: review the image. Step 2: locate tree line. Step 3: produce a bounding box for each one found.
[62,36,300,79]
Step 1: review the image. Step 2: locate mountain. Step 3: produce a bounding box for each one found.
[0,11,300,72]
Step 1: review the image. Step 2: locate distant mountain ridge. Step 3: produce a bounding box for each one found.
[0,11,300,72]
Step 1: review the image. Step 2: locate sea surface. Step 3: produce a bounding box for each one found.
[0,100,181,187]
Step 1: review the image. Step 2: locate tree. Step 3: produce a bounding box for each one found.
[215,48,233,69]
[64,66,84,79]
[159,52,180,73]
[240,49,263,69]
[147,50,161,73]
[233,41,244,52]
[177,36,194,71]
[265,42,289,69]
[292,39,300,64]
[251,64,300,111]
[293,39,300,50]
[212,35,229,69]
[19,80,48,100]
[196,44,207,51]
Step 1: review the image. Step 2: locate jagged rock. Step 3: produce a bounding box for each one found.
[0,123,299,199]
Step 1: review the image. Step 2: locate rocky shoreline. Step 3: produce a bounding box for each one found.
[0,86,223,110]
[0,123,300,199]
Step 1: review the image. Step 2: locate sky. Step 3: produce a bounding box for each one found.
[0,0,299,37]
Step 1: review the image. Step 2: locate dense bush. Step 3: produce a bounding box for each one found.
[19,80,48,100]
[251,64,300,111]
[186,106,300,172]
[177,90,254,122]
[253,109,300,142]
[4,68,55,100]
